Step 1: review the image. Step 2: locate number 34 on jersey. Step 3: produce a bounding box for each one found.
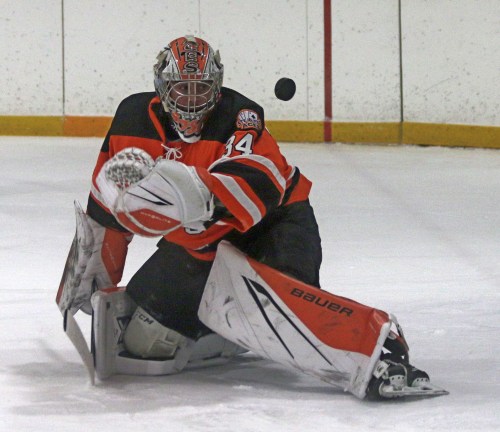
[223,132,254,157]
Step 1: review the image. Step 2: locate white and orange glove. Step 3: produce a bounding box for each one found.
[96,148,214,237]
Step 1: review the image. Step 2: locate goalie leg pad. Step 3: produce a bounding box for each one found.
[57,201,131,315]
[198,241,392,399]
[123,307,188,359]
[91,288,245,380]
[56,201,96,313]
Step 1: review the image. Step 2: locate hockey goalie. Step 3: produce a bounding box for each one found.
[56,35,447,400]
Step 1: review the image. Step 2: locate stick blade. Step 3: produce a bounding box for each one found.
[63,309,95,385]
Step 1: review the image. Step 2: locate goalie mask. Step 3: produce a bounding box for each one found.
[154,35,224,143]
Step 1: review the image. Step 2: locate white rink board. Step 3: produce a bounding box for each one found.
[0,0,498,126]
[330,0,401,122]
[0,0,62,115]
[62,0,323,120]
[63,0,199,116]
[401,0,500,126]
[199,0,324,121]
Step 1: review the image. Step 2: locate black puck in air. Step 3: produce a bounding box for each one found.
[274,77,296,101]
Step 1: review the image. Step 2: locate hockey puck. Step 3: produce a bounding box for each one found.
[274,77,296,101]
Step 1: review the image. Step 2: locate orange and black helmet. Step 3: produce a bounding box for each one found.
[154,35,224,143]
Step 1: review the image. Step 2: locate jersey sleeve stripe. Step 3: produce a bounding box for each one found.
[210,173,264,231]
[231,155,286,191]
[286,166,297,184]
[210,161,282,212]
[210,154,286,194]
[90,184,106,207]
[87,195,129,232]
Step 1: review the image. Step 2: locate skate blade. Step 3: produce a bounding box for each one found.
[379,383,449,398]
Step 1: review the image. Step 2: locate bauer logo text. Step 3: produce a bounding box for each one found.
[290,288,353,316]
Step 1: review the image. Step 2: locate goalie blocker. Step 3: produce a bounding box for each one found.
[91,241,406,399]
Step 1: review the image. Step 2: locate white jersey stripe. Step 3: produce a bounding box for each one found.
[211,173,262,225]
[209,155,286,192]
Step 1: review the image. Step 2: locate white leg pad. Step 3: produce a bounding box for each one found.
[198,241,392,399]
[91,287,245,380]
[123,307,187,359]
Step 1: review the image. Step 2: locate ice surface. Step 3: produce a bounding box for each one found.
[0,137,499,431]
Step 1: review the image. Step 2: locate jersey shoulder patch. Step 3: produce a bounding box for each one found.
[236,109,263,132]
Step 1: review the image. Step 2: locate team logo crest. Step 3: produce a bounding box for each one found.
[236,109,262,131]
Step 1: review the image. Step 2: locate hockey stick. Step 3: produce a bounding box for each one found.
[61,308,95,385]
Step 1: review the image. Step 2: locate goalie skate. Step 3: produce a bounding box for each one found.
[366,360,449,399]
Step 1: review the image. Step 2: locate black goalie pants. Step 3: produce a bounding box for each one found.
[126,200,322,340]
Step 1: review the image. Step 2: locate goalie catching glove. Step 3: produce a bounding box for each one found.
[96,147,215,236]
